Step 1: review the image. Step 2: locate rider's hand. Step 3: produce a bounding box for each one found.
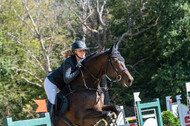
[76,61,82,69]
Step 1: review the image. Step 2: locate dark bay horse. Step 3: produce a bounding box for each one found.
[55,43,134,126]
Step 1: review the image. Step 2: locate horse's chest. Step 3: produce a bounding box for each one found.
[93,91,104,110]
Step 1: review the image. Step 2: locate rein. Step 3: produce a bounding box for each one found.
[80,69,102,96]
[79,53,128,91]
[66,52,128,96]
[65,68,102,97]
[106,55,127,82]
[105,54,128,82]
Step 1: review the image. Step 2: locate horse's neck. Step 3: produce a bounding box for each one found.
[84,53,107,88]
[70,52,107,90]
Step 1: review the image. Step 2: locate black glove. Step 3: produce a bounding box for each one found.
[76,61,82,69]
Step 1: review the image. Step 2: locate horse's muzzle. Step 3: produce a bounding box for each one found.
[122,77,134,87]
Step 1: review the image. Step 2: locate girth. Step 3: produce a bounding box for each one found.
[64,84,103,97]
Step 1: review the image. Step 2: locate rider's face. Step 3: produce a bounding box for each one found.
[74,49,86,60]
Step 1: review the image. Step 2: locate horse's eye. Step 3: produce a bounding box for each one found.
[113,58,117,62]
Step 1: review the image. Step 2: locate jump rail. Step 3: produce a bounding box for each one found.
[2,113,51,126]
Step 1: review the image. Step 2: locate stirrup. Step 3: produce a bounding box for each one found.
[47,100,57,124]
[94,119,108,126]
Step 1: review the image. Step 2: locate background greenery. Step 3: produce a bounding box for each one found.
[0,0,189,125]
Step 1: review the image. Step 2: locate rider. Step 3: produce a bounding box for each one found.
[44,40,88,123]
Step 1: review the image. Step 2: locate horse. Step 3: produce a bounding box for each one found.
[54,43,134,126]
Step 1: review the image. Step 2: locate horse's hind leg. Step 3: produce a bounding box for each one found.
[82,109,113,126]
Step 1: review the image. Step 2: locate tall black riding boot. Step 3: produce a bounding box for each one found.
[47,100,56,125]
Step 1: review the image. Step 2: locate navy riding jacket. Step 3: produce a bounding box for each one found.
[47,55,80,89]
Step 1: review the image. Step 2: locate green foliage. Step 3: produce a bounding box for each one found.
[107,0,160,36]
[148,0,190,106]
[162,111,180,126]
[0,57,46,124]
[0,27,46,123]
[108,0,190,117]
[0,0,190,124]
[0,0,73,122]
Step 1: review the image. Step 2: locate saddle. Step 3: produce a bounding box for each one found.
[54,92,69,117]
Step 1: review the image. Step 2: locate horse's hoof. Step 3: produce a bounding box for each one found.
[111,112,117,119]
[105,112,113,123]
[110,123,114,126]
[109,123,116,126]
[95,119,108,126]
[111,119,116,123]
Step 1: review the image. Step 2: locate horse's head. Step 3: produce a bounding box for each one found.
[105,43,134,87]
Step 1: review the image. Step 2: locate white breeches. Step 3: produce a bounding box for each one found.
[44,77,57,105]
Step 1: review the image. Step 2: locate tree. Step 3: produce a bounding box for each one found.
[1,0,73,87]
[149,1,190,106]
[0,0,73,120]
[109,0,190,115]
[0,31,46,120]
[57,0,160,104]
[2,0,185,120]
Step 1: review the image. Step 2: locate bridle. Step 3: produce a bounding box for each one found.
[79,53,128,90]
[62,53,128,126]
[105,54,128,82]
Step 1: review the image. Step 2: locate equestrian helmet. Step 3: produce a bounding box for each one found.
[72,40,88,51]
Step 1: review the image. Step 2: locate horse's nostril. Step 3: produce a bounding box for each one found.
[128,78,134,84]
[128,79,131,83]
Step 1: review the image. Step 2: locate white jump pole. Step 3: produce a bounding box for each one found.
[186,82,190,118]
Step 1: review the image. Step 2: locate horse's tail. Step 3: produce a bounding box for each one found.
[61,50,73,59]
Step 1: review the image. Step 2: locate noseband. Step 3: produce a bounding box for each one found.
[105,55,128,82]
[79,53,127,90]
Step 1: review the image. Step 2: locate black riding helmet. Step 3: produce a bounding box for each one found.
[72,40,88,51]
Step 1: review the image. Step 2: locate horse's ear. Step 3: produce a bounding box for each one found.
[107,44,113,55]
[107,42,119,55]
[114,42,119,50]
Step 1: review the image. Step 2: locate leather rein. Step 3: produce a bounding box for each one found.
[79,53,128,91]
[62,53,127,126]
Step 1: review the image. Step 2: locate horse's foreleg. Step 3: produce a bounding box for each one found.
[102,105,121,116]
[82,109,113,126]
[101,105,121,125]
